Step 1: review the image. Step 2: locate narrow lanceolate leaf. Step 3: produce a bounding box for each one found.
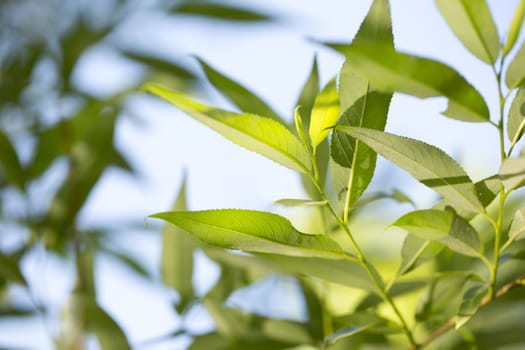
[161,176,195,312]
[196,58,284,124]
[503,0,525,56]
[506,42,525,89]
[145,83,311,173]
[342,44,490,122]
[499,156,525,192]
[338,127,484,213]
[331,92,392,208]
[151,210,344,259]
[508,207,525,242]
[274,198,328,207]
[435,0,499,64]
[507,87,525,146]
[393,209,482,258]
[171,3,271,22]
[0,130,25,190]
[325,325,374,349]
[309,78,340,150]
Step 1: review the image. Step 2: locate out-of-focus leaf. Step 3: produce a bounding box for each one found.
[0,130,25,190]
[507,87,525,147]
[309,78,340,150]
[0,254,26,285]
[274,198,328,207]
[335,44,489,122]
[338,127,484,213]
[455,284,488,329]
[151,210,343,259]
[500,155,525,192]
[506,42,525,89]
[26,122,66,180]
[435,0,499,64]
[122,50,196,82]
[393,209,482,258]
[172,3,272,22]
[325,325,374,349]
[503,0,525,56]
[398,235,444,276]
[296,56,320,132]
[102,247,150,278]
[506,207,525,246]
[196,58,283,124]
[145,84,311,174]
[161,176,195,312]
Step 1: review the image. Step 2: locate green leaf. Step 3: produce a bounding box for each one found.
[393,209,482,257]
[122,50,196,82]
[508,207,525,242]
[507,87,525,147]
[151,209,343,259]
[296,56,320,131]
[499,156,525,192]
[144,84,311,173]
[506,42,525,89]
[503,0,525,56]
[172,3,271,22]
[325,325,374,349]
[455,284,488,329]
[309,78,340,149]
[274,198,328,207]
[352,0,393,48]
[0,254,26,285]
[338,127,484,213]
[161,176,195,312]
[0,130,25,190]
[398,235,444,276]
[331,92,392,208]
[196,58,284,124]
[435,0,499,64]
[339,44,490,122]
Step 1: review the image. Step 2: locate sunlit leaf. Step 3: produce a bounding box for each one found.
[196,58,283,124]
[435,0,499,64]
[336,44,489,122]
[503,0,525,56]
[172,3,272,22]
[161,176,195,312]
[507,87,525,147]
[0,130,25,190]
[506,42,525,89]
[338,127,484,213]
[309,78,340,150]
[145,84,311,173]
[393,209,482,257]
[455,284,487,329]
[499,156,525,192]
[151,209,343,259]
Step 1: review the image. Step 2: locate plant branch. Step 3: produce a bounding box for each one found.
[414,274,525,349]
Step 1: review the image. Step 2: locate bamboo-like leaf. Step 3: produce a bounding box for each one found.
[455,284,487,329]
[145,83,311,173]
[172,2,272,22]
[393,209,482,258]
[196,58,284,124]
[506,42,525,89]
[338,127,484,213]
[0,130,25,190]
[503,0,525,56]
[274,198,328,207]
[122,50,197,81]
[309,78,340,150]
[339,44,489,122]
[161,176,195,312]
[499,156,525,192]
[507,87,525,147]
[435,0,499,64]
[151,209,344,259]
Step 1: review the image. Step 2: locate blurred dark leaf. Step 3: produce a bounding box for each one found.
[0,253,26,286]
[0,130,25,190]
[172,3,272,22]
[102,247,150,279]
[122,50,197,82]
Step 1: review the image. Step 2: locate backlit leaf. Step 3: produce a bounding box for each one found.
[309,78,340,149]
[503,0,525,56]
[145,83,311,173]
[339,44,489,122]
[338,127,484,213]
[151,209,344,259]
[499,156,525,192]
[435,0,499,64]
[393,209,482,257]
[507,87,525,147]
[506,42,525,89]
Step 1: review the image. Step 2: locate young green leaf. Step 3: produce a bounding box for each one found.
[503,0,525,56]
[499,156,525,192]
[145,83,311,173]
[507,87,525,147]
[161,175,195,313]
[338,127,484,213]
[196,58,284,124]
[309,77,340,150]
[151,209,343,259]
[340,44,490,122]
[0,130,25,191]
[506,42,525,89]
[393,209,482,258]
[455,284,488,329]
[435,0,499,64]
